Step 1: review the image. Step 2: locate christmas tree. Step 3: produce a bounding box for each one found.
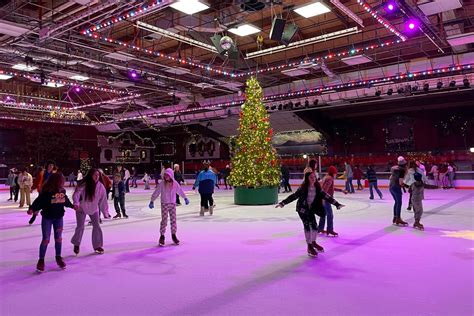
[229,77,280,187]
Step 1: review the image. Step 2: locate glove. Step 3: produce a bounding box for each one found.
[184,198,190,205]
[335,202,345,210]
[148,201,154,209]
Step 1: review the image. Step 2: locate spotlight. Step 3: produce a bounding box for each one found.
[463,78,470,88]
[375,90,381,96]
[437,81,443,89]
[75,87,81,92]
[423,83,429,92]
[387,88,393,95]
[406,20,419,32]
[387,3,395,11]
[470,147,474,153]
[129,70,138,79]
[449,80,456,88]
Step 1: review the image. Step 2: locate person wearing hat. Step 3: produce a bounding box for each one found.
[389,156,408,226]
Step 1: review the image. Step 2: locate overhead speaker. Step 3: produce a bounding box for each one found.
[210,34,226,55]
[269,17,286,41]
[281,23,298,46]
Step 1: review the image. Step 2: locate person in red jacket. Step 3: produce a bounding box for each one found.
[353,165,364,190]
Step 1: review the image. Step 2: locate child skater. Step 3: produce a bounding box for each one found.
[28,172,74,272]
[411,173,425,230]
[112,173,128,219]
[318,166,347,236]
[276,171,345,257]
[193,162,217,216]
[149,168,189,246]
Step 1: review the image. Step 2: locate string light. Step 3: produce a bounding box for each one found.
[73,95,138,110]
[100,63,474,124]
[356,0,407,42]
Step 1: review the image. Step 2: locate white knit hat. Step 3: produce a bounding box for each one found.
[397,156,407,165]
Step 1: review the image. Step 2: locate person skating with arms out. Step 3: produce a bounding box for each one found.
[149,168,189,247]
[28,173,74,272]
[276,171,345,257]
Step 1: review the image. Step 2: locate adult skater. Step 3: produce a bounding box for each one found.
[222,164,232,190]
[28,173,74,272]
[318,166,347,236]
[276,171,345,257]
[281,165,292,193]
[71,168,110,255]
[366,165,383,199]
[6,169,16,201]
[389,156,408,226]
[131,167,138,188]
[149,168,189,246]
[18,168,33,208]
[344,162,355,193]
[353,165,363,190]
[173,164,185,205]
[193,162,217,216]
[304,159,319,180]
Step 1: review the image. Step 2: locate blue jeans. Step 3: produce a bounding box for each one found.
[318,201,334,232]
[40,217,63,259]
[345,177,355,193]
[369,182,383,199]
[389,186,403,218]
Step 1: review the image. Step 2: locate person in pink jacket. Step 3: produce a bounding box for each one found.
[71,168,110,255]
[149,168,189,247]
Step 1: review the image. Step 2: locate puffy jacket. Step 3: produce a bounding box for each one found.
[193,169,217,194]
[151,168,187,204]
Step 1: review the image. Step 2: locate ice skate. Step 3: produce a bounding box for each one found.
[199,207,205,216]
[395,217,408,226]
[326,230,339,237]
[73,245,80,255]
[209,205,214,215]
[172,234,180,245]
[55,256,66,269]
[113,214,121,219]
[36,259,45,273]
[122,214,129,219]
[94,247,105,254]
[413,222,424,230]
[312,241,325,253]
[307,244,317,257]
[159,235,165,247]
[318,229,326,234]
[392,217,397,224]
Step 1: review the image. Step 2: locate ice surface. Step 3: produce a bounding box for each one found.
[1,186,473,315]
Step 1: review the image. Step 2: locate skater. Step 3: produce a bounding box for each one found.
[222,164,231,190]
[343,162,355,193]
[366,165,383,199]
[389,156,408,226]
[193,162,217,216]
[276,171,345,257]
[318,166,347,236]
[149,168,189,246]
[71,168,110,255]
[131,167,138,188]
[68,171,75,187]
[353,165,363,190]
[304,159,319,180]
[410,173,425,230]
[142,172,151,190]
[404,161,428,211]
[18,168,33,208]
[281,165,292,192]
[112,173,128,219]
[27,172,74,272]
[173,164,185,205]
[30,161,56,224]
[429,164,440,188]
[13,170,20,203]
[6,169,16,201]
[447,162,456,189]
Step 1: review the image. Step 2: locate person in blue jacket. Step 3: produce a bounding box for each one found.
[193,162,217,216]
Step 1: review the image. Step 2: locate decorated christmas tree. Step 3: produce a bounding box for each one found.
[229,77,280,187]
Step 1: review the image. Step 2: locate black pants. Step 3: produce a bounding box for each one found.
[14,186,19,202]
[125,179,130,192]
[176,194,181,205]
[9,186,15,199]
[224,177,229,189]
[283,178,292,192]
[113,195,126,215]
[298,211,318,232]
[200,193,214,209]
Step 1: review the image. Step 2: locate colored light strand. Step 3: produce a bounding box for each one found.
[105,64,473,124]
[356,0,407,42]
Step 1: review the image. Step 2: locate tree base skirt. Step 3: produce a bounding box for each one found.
[234,186,279,205]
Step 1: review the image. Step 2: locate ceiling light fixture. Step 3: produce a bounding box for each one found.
[228,24,260,37]
[43,82,65,88]
[0,74,13,80]
[70,75,89,81]
[170,0,209,15]
[246,27,359,59]
[294,1,331,18]
[136,21,218,53]
[12,63,37,71]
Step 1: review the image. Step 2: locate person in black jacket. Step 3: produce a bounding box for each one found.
[112,173,128,219]
[173,164,185,205]
[28,172,74,272]
[276,171,345,257]
[366,165,383,199]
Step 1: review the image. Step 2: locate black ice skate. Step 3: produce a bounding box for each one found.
[55,256,66,269]
[307,244,318,257]
[159,235,165,247]
[113,214,121,219]
[312,241,325,253]
[172,234,180,245]
[73,245,80,255]
[94,247,105,254]
[36,259,45,272]
[122,214,129,219]
[395,217,408,226]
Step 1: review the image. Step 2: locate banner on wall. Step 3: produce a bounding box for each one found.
[186,137,220,160]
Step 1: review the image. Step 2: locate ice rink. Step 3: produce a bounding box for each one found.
[1,186,473,316]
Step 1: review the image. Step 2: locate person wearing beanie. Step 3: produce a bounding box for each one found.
[318,166,347,236]
[389,156,408,226]
[410,172,425,230]
[149,168,189,246]
[276,171,345,257]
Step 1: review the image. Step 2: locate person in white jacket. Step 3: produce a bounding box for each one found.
[18,168,33,208]
[149,168,189,247]
[71,168,110,255]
